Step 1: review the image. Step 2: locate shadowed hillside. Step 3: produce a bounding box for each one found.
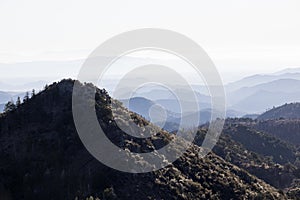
[258,103,300,120]
[254,119,300,146]
[0,79,288,200]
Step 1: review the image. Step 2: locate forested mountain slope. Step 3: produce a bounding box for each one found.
[0,79,287,200]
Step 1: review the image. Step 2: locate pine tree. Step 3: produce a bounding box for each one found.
[31,89,36,97]
[4,100,16,113]
[23,92,29,103]
[16,96,21,107]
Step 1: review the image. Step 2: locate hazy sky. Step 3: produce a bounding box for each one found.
[0,0,300,83]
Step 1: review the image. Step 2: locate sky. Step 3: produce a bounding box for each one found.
[0,0,300,84]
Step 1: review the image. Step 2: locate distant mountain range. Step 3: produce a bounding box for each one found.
[2,67,300,115]
[226,72,300,92]
[120,97,244,131]
[0,80,48,91]
[0,91,11,103]
[0,90,26,105]
[228,79,300,113]
[1,79,292,199]
[0,81,47,110]
[115,67,300,115]
[224,68,300,113]
[116,67,300,130]
[273,67,300,75]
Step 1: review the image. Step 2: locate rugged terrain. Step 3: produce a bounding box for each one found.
[0,79,290,199]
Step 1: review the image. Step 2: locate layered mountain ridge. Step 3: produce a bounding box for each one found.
[0,79,289,200]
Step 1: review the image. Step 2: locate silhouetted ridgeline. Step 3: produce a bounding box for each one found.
[0,79,294,199]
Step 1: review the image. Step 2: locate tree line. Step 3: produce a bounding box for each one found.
[3,89,37,113]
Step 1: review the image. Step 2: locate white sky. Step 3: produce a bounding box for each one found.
[0,0,300,83]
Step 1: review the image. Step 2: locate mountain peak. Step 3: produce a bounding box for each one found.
[0,79,288,199]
